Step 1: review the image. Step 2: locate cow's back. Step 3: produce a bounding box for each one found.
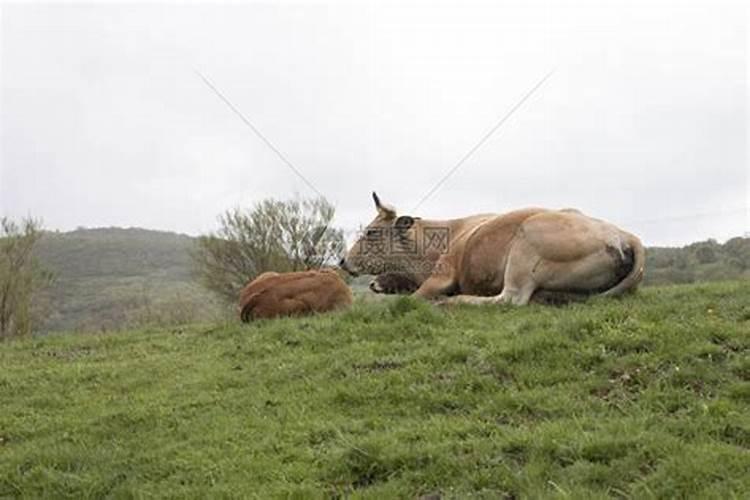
[239,269,352,321]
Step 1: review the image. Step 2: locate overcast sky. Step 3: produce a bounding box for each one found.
[1,0,747,246]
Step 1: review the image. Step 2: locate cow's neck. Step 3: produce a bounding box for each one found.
[416,216,479,244]
[399,217,464,282]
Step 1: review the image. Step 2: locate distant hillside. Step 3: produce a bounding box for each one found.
[645,237,750,286]
[30,227,749,332]
[34,228,225,332]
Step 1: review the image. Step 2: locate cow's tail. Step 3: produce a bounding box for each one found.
[601,233,646,297]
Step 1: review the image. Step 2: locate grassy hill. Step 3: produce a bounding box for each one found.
[1,281,748,498]
[30,227,750,334]
[33,228,225,332]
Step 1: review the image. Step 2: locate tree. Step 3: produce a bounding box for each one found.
[0,218,54,339]
[191,197,345,302]
[724,237,750,270]
[692,240,719,265]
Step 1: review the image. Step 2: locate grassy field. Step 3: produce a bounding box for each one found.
[2,282,749,498]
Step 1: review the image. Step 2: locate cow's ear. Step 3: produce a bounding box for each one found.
[394,215,415,229]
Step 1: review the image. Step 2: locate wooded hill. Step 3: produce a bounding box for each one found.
[33,228,225,332]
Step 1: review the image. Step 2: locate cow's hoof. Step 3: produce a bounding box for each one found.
[433,297,457,307]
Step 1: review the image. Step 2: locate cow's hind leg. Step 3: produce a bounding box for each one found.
[491,239,542,306]
[492,267,537,305]
[438,242,540,307]
[494,282,537,305]
[436,294,494,306]
[437,282,535,306]
[414,273,458,300]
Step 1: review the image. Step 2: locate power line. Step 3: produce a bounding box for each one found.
[411,69,555,212]
[195,69,324,198]
[622,206,747,226]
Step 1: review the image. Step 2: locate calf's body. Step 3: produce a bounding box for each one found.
[239,269,352,321]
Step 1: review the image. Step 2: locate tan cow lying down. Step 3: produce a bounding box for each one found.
[341,192,645,306]
[239,269,352,321]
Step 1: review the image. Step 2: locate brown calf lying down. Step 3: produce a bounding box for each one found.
[239,269,353,321]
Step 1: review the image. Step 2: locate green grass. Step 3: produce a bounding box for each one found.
[2,282,749,498]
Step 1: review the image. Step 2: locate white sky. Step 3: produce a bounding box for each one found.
[1,0,747,246]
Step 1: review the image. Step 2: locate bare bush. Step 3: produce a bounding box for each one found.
[191,197,344,302]
[0,218,54,339]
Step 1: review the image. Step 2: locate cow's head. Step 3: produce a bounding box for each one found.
[339,192,419,277]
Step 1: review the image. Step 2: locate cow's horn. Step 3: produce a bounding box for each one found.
[372,191,382,209]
